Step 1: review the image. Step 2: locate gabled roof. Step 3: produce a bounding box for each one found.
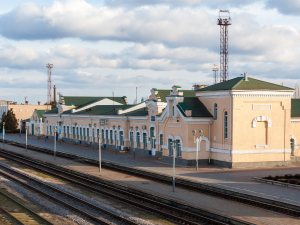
[177,97,212,117]
[62,104,148,116]
[291,99,300,117]
[36,110,46,120]
[155,89,195,102]
[61,96,127,106]
[44,108,58,114]
[196,77,294,92]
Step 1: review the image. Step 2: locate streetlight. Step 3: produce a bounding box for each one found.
[93,123,96,151]
[25,122,28,152]
[54,127,57,160]
[2,122,5,146]
[193,130,203,171]
[98,133,102,172]
[172,140,176,192]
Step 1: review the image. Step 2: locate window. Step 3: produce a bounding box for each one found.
[168,139,173,156]
[214,103,217,120]
[150,127,155,149]
[77,127,79,139]
[87,128,89,141]
[176,140,181,157]
[224,111,228,139]
[143,133,147,149]
[73,127,75,138]
[50,126,52,136]
[63,126,65,137]
[101,130,104,143]
[130,132,134,147]
[110,130,113,144]
[114,131,117,145]
[160,134,163,151]
[83,128,86,140]
[137,133,140,148]
[67,126,69,138]
[119,131,124,146]
[97,129,100,142]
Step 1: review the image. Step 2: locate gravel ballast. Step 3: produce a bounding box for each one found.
[0,161,154,225]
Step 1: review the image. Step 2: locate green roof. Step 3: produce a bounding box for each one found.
[177,97,212,117]
[21,118,30,123]
[62,104,147,116]
[155,89,195,102]
[291,99,300,117]
[61,96,127,106]
[196,77,294,92]
[44,108,58,114]
[36,110,46,120]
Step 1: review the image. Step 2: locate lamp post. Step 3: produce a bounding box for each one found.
[25,122,28,152]
[172,140,176,192]
[54,127,57,160]
[19,121,21,137]
[2,122,5,146]
[193,130,203,171]
[98,133,102,172]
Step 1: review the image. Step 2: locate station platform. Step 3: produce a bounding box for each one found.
[3,134,300,208]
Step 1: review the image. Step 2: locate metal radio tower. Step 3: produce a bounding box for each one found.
[213,64,219,84]
[46,63,53,105]
[217,10,231,82]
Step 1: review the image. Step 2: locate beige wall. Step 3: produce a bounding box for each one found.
[11,105,48,128]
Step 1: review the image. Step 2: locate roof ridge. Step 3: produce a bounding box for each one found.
[231,77,244,89]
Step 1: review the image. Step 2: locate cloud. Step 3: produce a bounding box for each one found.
[265,0,300,16]
[104,0,256,9]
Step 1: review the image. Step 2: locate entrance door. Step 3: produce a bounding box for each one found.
[150,127,156,156]
[290,139,295,156]
[32,124,34,135]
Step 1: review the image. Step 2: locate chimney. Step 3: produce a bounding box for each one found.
[38,101,40,105]
[53,85,57,102]
[244,72,248,81]
[193,84,208,91]
[25,101,28,105]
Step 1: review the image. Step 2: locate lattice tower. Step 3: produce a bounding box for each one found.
[213,64,219,84]
[217,10,231,82]
[46,63,53,105]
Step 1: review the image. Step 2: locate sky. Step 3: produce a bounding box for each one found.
[0,0,300,105]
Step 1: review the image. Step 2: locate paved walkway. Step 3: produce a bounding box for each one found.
[1,139,300,225]
[4,134,300,207]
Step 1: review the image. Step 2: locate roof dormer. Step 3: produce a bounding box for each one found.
[170,85,182,96]
[149,88,161,102]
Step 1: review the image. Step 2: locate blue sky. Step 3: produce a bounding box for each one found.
[0,0,300,104]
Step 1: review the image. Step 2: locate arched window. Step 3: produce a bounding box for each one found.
[110,130,113,144]
[214,103,217,120]
[176,140,181,157]
[130,131,134,147]
[106,130,109,143]
[80,127,82,140]
[168,139,173,156]
[83,128,86,140]
[224,111,228,139]
[76,127,79,139]
[160,134,163,151]
[143,133,147,149]
[97,129,100,142]
[136,132,140,148]
[101,130,104,143]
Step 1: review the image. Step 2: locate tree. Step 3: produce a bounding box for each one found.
[43,101,57,109]
[50,101,57,109]
[0,109,18,132]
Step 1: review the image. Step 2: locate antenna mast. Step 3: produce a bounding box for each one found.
[46,63,53,105]
[217,10,231,82]
[213,64,219,84]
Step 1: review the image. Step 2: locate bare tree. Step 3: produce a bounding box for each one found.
[295,84,300,98]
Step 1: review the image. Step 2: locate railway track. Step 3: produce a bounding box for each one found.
[2,140,300,218]
[0,161,140,225]
[0,147,251,225]
[0,189,53,225]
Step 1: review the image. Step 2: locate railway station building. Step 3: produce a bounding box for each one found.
[43,74,300,168]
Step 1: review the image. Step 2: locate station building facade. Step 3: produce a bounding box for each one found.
[43,74,300,168]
